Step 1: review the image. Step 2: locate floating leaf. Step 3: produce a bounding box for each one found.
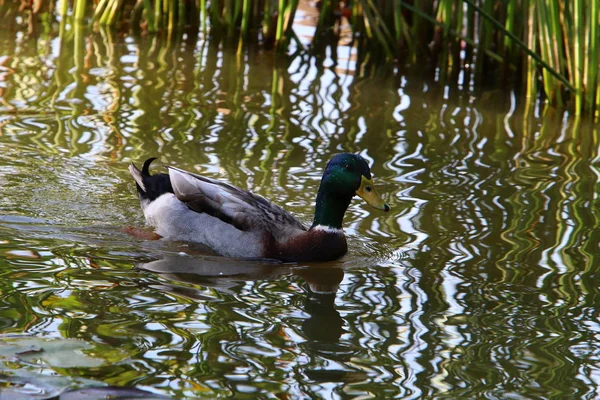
[0,370,169,400]
[0,369,73,400]
[0,336,104,368]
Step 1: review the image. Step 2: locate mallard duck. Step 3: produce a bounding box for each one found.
[128,153,389,262]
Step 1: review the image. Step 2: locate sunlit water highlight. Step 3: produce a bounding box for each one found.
[0,15,599,400]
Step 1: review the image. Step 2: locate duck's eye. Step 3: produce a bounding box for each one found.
[366,186,372,192]
[344,164,352,171]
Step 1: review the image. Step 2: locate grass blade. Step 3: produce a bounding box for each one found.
[572,0,584,113]
[463,0,575,93]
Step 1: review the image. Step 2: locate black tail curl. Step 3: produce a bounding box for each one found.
[132,157,174,201]
[142,157,158,176]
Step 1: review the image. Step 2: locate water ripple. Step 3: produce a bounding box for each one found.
[0,16,599,400]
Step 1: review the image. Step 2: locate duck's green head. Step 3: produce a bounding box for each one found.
[313,153,389,229]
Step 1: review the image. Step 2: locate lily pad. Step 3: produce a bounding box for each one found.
[0,369,93,400]
[0,370,171,400]
[0,336,104,368]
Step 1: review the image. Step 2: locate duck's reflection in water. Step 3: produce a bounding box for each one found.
[136,255,345,340]
[295,266,345,342]
[296,266,368,384]
[136,254,290,297]
[135,254,343,310]
[136,254,360,382]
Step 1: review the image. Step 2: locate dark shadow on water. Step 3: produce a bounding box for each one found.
[136,254,291,297]
[136,253,345,297]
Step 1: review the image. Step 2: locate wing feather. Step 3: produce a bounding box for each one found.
[167,166,307,236]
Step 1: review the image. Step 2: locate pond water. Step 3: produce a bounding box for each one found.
[1,13,600,400]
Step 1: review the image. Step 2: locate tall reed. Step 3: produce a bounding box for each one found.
[318,0,598,115]
[4,0,600,115]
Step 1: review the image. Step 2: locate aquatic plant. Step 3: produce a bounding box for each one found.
[337,0,598,115]
[2,0,599,115]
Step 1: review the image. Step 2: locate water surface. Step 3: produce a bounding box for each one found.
[0,16,600,399]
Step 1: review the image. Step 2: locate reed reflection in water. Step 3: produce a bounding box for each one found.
[0,16,599,399]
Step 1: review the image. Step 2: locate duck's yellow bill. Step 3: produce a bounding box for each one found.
[356,176,390,212]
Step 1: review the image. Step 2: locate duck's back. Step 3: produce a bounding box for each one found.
[130,159,309,260]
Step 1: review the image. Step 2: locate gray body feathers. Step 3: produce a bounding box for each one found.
[132,162,308,259]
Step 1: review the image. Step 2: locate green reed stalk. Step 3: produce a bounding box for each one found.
[483,0,493,49]
[211,0,221,28]
[558,3,572,82]
[394,0,413,54]
[393,0,407,45]
[503,0,515,60]
[288,0,299,30]
[360,0,394,58]
[596,86,600,119]
[59,0,69,16]
[274,0,298,51]
[463,0,574,92]
[453,2,463,43]
[74,0,86,20]
[178,0,185,28]
[143,0,156,32]
[547,0,565,106]
[101,0,122,26]
[223,0,232,29]
[99,0,113,24]
[547,0,565,74]
[464,0,475,67]
[399,1,503,62]
[275,0,286,50]
[435,0,451,36]
[241,0,251,37]
[161,0,168,28]
[525,0,537,101]
[393,0,402,43]
[360,4,373,41]
[74,21,85,71]
[10,0,599,114]
[284,0,299,46]
[155,0,163,30]
[233,0,242,31]
[434,0,450,78]
[167,0,175,32]
[410,0,420,40]
[536,1,559,106]
[584,0,598,112]
[450,1,464,77]
[110,0,124,25]
[200,0,207,34]
[573,0,584,114]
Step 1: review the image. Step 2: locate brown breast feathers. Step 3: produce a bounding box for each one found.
[265,229,348,262]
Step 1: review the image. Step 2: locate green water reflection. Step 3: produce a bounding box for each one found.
[0,16,599,399]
